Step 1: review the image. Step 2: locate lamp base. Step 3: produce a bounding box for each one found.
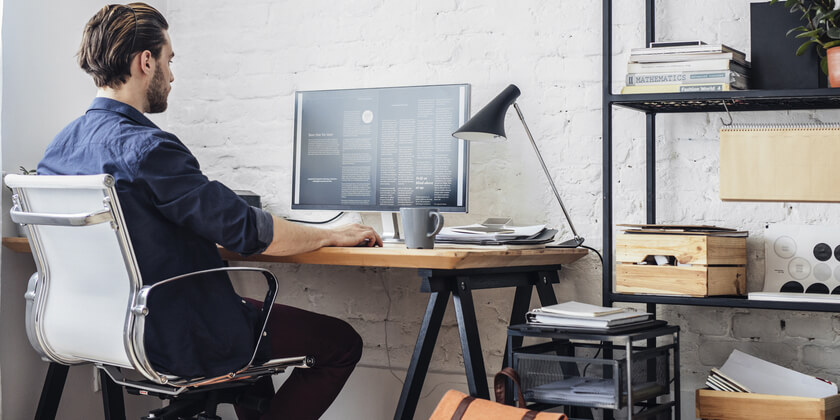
[548,236,585,248]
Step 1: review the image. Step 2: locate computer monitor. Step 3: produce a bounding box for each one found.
[292,84,470,216]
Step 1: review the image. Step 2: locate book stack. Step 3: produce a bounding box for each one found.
[622,41,750,94]
[526,301,651,330]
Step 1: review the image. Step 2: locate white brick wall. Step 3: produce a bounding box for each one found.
[160,1,840,418]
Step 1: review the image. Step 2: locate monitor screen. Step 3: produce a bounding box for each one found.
[292,84,470,212]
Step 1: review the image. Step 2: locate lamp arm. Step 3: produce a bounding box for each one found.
[513,103,583,243]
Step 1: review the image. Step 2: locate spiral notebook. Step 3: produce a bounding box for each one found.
[720,124,840,202]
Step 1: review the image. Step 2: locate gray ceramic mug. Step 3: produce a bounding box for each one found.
[400,207,444,249]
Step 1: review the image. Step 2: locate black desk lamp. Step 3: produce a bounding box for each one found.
[452,84,584,247]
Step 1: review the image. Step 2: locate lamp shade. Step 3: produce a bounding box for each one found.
[452,84,521,141]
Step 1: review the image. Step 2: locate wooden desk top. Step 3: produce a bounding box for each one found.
[2,237,587,270]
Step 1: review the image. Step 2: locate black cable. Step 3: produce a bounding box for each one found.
[285,212,345,224]
[581,348,602,377]
[580,244,603,266]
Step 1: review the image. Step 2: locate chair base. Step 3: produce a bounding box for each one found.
[35,362,272,420]
[132,379,269,420]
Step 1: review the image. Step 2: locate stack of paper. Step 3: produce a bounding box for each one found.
[706,368,750,393]
[526,301,652,329]
[619,223,748,237]
[707,350,837,398]
[525,377,616,406]
[525,377,662,406]
[436,224,556,246]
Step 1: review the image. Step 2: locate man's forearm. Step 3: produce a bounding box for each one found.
[261,216,334,256]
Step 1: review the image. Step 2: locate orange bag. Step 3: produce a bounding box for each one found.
[429,390,567,420]
[430,368,568,420]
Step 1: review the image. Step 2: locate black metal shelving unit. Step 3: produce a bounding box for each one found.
[601,2,840,323]
[610,89,840,113]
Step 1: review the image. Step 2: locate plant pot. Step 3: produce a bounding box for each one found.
[827,47,840,88]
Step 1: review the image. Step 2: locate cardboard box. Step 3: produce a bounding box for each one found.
[696,389,840,420]
[616,234,746,297]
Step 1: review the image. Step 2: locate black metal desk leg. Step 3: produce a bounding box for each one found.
[534,270,560,307]
[674,331,681,420]
[35,362,69,420]
[502,284,533,369]
[100,368,126,420]
[452,276,489,399]
[394,290,450,420]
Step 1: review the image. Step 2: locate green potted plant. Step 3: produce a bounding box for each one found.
[770,0,840,86]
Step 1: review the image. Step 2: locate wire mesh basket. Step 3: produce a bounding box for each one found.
[512,342,671,410]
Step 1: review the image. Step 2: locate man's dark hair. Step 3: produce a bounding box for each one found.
[78,3,169,89]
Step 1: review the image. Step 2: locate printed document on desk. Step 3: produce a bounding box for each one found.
[436,224,555,245]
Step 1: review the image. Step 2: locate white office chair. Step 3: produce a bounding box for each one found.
[5,174,312,420]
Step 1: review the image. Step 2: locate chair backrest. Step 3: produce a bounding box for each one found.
[5,174,142,370]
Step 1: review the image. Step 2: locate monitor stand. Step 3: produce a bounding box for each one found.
[381,212,404,243]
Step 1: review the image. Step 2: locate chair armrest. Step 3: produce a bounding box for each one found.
[132,266,279,378]
[9,205,113,226]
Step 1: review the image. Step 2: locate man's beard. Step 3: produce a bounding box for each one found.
[147,67,169,113]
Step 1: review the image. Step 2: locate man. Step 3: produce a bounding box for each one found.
[37,3,382,419]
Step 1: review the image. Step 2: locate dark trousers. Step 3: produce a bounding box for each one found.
[235,299,363,420]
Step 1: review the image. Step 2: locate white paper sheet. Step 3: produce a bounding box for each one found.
[719,350,837,398]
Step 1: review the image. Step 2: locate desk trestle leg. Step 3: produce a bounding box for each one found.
[394,290,450,420]
[453,276,489,399]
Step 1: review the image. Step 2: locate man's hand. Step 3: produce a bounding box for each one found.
[262,216,382,256]
[327,223,383,247]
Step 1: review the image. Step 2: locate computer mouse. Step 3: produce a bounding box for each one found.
[354,238,372,247]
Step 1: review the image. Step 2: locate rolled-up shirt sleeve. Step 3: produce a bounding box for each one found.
[135,136,273,255]
[252,206,274,249]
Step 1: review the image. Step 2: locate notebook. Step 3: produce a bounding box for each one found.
[720,124,840,202]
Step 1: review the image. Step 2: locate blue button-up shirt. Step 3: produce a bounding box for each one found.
[38,97,274,378]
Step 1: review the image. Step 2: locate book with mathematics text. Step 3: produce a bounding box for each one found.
[621,83,734,94]
[627,58,749,75]
[626,70,747,87]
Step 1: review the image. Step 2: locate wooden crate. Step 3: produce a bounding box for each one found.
[696,389,840,420]
[616,234,746,297]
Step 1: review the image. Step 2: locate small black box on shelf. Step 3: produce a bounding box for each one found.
[750,2,827,89]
